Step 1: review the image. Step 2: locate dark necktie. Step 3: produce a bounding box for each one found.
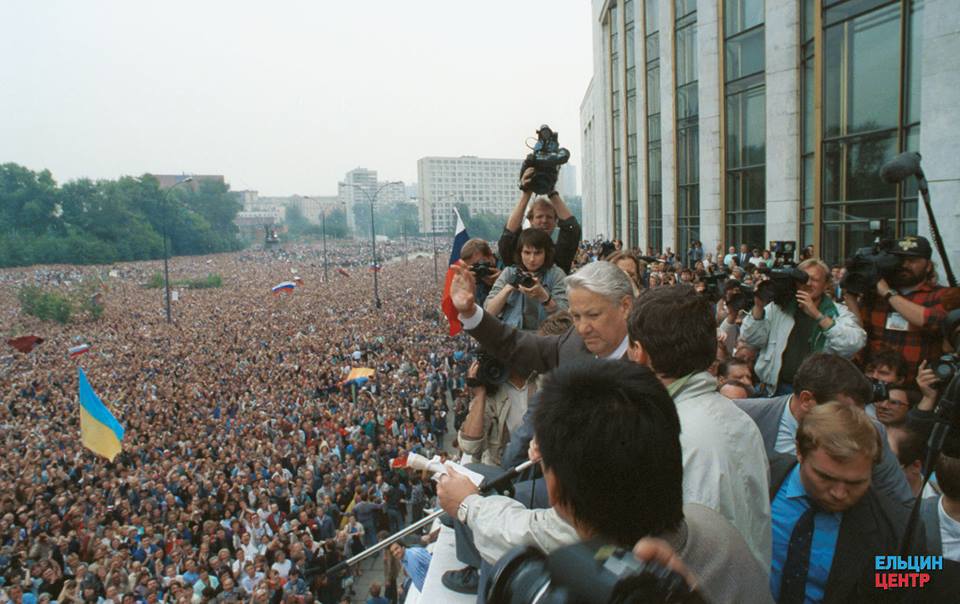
[779,500,819,604]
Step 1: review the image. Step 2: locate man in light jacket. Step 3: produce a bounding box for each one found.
[741,258,865,396]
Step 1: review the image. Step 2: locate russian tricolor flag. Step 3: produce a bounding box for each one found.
[68,344,91,359]
[441,208,470,336]
[272,281,296,295]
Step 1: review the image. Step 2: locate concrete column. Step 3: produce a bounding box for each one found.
[697,0,722,256]
[659,0,677,253]
[919,0,960,281]
[764,1,801,246]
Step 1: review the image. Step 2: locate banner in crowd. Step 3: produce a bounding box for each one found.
[77,367,124,462]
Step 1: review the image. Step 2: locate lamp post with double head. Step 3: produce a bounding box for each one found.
[345,181,401,309]
[162,177,193,323]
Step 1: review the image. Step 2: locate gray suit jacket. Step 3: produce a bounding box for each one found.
[734,395,915,508]
[920,496,943,555]
[466,311,626,470]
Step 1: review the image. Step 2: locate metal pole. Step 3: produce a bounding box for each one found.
[323,508,445,577]
[321,211,329,283]
[432,229,439,284]
[162,217,172,323]
[370,198,381,309]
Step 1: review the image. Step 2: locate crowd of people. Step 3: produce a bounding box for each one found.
[1,240,472,604]
[3,169,960,604]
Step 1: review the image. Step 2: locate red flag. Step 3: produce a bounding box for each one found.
[8,335,43,354]
[390,454,408,469]
[441,210,470,336]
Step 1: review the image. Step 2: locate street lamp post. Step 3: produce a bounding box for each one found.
[346,181,401,309]
[162,177,193,323]
[321,210,329,283]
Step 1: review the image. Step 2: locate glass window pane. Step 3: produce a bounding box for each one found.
[647,64,661,113]
[906,0,923,125]
[744,87,765,165]
[645,0,659,34]
[823,4,900,138]
[625,0,635,24]
[676,24,698,86]
[725,0,764,36]
[626,25,636,68]
[648,146,662,192]
[646,32,660,60]
[648,114,661,143]
[802,57,815,153]
[677,82,699,120]
[725,27,765,81]
[802,0,815,43]
[802,155,814,208]
[822,132,897,204]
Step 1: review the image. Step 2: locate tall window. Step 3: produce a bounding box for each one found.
[724,0,765,250]
[625,0,639,248]
[644,0,662,254]
[608,4,623,241]
[675,0,699,258]
[800,0,815,251]
[810,0,923,265]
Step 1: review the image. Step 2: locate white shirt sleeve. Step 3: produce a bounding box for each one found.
[463,494,579,565]
[458,306,485,331]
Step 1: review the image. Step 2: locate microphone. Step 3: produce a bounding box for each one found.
[404,452,447,475]
[880,151,923,184]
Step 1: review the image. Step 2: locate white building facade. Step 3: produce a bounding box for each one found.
[417,156,524,233]
[582,0,960,268]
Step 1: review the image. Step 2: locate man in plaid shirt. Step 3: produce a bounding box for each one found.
[845,236,948,382]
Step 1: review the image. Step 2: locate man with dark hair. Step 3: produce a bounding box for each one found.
[921,446,960,562]
[886,422,927,496]
[626,284,771,567]
[718,358,755,390]
[734,352,915,508]
[438,360,772,603]
[498,168,581,273]
[864,348,908,385]
[845,235,949,383]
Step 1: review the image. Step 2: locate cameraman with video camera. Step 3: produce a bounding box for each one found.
[499,165,581,274]
[741,258,866,396]
[843,235,949,382]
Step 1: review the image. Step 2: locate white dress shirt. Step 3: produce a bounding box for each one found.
[939,497,960,562]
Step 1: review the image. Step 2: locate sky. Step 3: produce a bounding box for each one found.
[0,1,594,197]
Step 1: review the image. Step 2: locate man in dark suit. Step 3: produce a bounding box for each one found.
[441,259,634,593]
[448,259,634,471]
[769,402,920,603]
[735,352,915,508]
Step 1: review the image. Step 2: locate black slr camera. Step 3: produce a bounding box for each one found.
[471,261,497,280]
[520,125,571,195]
[511,269,537,289]
[487,542,706,604]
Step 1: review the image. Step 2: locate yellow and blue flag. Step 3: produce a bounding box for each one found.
[78,368,124,461]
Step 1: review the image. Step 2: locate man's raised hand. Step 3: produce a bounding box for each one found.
[449,261,478,318]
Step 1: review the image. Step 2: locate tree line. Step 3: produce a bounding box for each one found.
[0,163,243,268]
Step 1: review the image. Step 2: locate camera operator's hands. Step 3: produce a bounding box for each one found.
[917,360,939,411]
[632,538,699,594]
[528,437,541,463]
[519,277,550,304]
[437,467,479,519]
[796,290,821,319]
[519,167,536,193]
[449,261,478,317]
[876,277,892,297]
[467,362,485,397]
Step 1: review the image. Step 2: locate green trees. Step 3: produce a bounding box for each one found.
[0,164,243,267]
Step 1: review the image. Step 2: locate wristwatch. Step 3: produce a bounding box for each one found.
[884,289,900,301]
[547,190,560,199]
[456,500,469,524]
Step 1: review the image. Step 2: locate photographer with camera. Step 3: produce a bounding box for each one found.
[741,258,866,396]
[843,235,949,383]
[460,238,502,307]
[439,360,771,603]
[484,229,569,331]
[499,170,581,275]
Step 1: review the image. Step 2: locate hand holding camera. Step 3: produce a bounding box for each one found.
[517,275,549,304]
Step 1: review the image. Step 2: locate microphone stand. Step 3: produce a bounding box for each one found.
[898,371,959,557]
[322,459,537,577]
[916,169,957,287]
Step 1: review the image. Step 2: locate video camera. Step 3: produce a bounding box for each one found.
[840,221,901,296]
[931,310,960,383]
[465,350,510,391]
[487,542,706,604]
[520,125,571,195]
[704,268,807,312]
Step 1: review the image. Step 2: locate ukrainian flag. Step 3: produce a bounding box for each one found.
[78,368,124,461]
